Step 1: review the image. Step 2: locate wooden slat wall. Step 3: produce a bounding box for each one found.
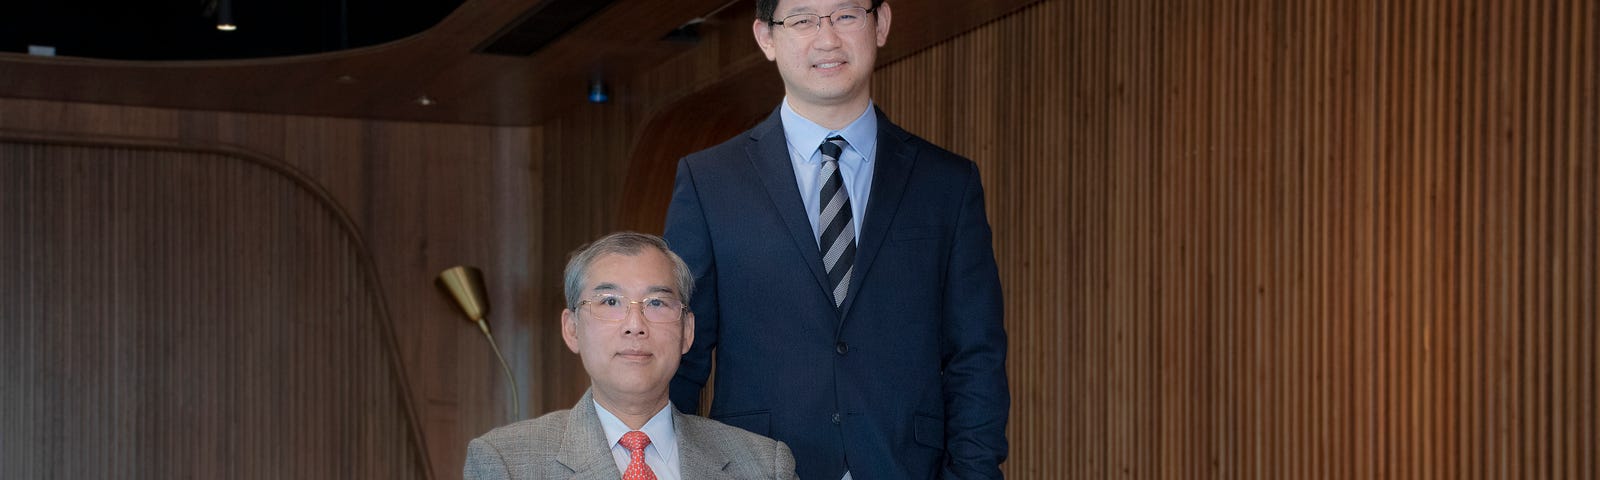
[0,140,429,478]
[0,101,539,479]
[872,0,1597,477]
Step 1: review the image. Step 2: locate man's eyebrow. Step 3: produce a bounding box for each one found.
[588,283,675,296]
[781,2,847,15]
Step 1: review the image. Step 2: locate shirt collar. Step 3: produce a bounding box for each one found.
[593,399,677,460]
[780,98,878,164]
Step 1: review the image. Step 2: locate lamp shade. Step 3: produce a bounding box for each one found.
[437,266,490,321]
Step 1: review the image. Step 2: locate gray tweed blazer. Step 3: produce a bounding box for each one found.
[464,390,798,479]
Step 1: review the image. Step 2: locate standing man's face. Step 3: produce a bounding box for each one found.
[754,0,892,112]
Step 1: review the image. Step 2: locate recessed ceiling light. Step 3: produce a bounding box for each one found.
[216,0,236,31]
[414,95,436,107]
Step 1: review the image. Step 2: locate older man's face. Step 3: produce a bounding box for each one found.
[561,249,694,408]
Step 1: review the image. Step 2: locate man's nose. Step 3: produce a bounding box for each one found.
[620,303,649,335]
[814,19,843,47]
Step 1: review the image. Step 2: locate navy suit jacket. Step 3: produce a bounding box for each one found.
[665,108,1009,480]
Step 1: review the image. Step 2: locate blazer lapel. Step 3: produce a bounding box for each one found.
[673,410,737,479]
[839,109,916,319]
[556,390,622,480]
[745,110,838,312]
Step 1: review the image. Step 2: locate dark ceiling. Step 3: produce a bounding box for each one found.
[0,0,1041,125]
[0,0,465,60]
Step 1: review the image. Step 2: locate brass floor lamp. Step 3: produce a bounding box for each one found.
[437,266,521,421]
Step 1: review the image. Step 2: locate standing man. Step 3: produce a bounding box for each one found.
[664,0,1009,478]
[465,232,797,479]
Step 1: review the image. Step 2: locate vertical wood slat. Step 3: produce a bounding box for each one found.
[869,0,1596,477]
[0,141,430,479]
[0,102,538,479]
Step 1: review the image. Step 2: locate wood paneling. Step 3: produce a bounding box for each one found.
[5,0,1591,477]
[0,100,539,479]
[0,0,730,125]
[0,0,1038,126]
[0,137,429,478]
[870,0,1596,477]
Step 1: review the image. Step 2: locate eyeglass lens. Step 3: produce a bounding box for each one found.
[585,295,682,323]
[779,7,871,35]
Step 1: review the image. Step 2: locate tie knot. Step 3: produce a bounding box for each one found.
[619,430,652,453]
[820,136,848,161]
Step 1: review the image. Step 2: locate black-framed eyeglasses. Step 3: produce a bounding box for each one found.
[769,6,877,37]
[577,293,687,324]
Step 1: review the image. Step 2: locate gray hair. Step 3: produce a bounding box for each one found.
[563,231,694,310]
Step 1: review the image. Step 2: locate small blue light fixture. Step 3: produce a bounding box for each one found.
[587,80,609,104]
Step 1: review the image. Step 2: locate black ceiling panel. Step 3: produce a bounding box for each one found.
[474,0,618,56]
[0,0,465,60]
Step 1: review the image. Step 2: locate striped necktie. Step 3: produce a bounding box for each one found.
[818,136,856,308]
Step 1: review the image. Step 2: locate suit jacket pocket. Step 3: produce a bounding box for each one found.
[913,413,944,449]
[712,410,772,437]
[892,225,948,242]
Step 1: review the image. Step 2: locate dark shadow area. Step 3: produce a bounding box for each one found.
[1,0,464,60]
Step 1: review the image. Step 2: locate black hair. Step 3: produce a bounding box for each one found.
[757,0,885,23]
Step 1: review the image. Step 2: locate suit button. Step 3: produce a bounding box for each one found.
[831,413,841,425]
[835,341,848,355]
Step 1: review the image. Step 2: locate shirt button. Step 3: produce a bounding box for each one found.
[835,341,848,355]
[832,413,841,424]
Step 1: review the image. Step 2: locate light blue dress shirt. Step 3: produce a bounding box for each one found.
[594,400,680,480]
[780,99,878,245]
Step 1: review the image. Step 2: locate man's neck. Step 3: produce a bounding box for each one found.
[788,97,872,131]
[593,391,669,430]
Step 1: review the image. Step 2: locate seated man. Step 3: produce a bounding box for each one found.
[465,232,797,479]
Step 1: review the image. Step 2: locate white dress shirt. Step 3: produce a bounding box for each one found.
[780,98,879,246]
[594,400,680,480]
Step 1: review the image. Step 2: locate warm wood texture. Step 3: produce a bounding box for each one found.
[0,0,737,125]
[0,137,430,478]
[4,0,1591,477]
[0,0,1038,126]
[869,0,1597,477]
[0,101,539,479]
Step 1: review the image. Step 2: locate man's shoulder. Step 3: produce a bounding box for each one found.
[683,128,763,166]
[682,135,750,165]
[676,412,795,478]
[681,111,782,166]
[877,117,972,166]
[471,408,572,449]
[676,411,787,454]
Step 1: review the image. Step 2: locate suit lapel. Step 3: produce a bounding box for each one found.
[674,411,737,479]
[745,111,837,311]
[839,110,916,319]
[556,390,622,480]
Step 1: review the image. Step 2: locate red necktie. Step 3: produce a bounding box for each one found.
[619,431,657,480]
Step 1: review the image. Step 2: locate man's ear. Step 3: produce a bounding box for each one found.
[753,18,778,61]
[561,309,581,354]
[874,2,892,47]
[680,312,696,355]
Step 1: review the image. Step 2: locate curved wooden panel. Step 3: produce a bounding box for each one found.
[0,136,433,479]
[617,67,783,234]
